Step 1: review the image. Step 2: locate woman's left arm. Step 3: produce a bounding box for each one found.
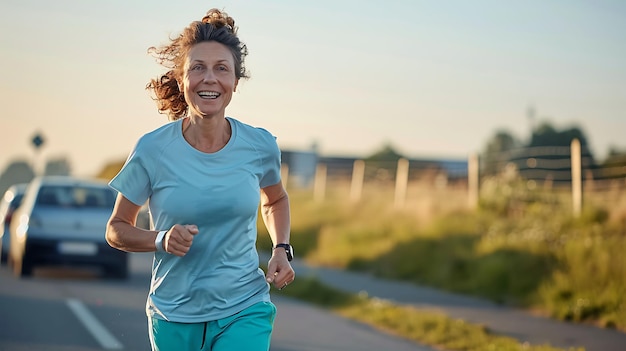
[261,181,295,288]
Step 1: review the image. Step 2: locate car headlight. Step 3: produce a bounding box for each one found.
[16,214,29,238]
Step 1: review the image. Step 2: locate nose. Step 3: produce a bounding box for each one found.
[202,70,217,83]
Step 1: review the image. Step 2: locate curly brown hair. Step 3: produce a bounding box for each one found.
[146,8,249,120]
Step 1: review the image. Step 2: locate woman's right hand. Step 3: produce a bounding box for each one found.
[163,224,199,256]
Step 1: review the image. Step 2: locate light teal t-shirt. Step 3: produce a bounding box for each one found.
[109,117,281,323]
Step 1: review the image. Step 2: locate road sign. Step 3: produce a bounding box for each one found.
[32,133,44,149]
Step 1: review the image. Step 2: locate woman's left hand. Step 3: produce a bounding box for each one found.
[265,252,295,290]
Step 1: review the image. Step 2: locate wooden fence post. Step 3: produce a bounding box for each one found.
[314,163,327,203]
[350,160,365,203]
[571,138,582,217]
[394,158,409,209]
[468,153,479,209]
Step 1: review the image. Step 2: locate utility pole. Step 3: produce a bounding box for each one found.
[31,132,45,176]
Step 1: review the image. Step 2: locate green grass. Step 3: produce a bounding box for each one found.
[255,174,624,351]
[258,180,626,332]
[272,186,626,330]
[273,276,585,351]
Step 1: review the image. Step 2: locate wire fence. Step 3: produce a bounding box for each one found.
[284,140,626,222]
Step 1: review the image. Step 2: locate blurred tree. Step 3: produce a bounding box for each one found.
[0,160,35,195]
[528,121,596,165]
[601,147,626,180]
[481,130,519,175]
[363,143,406,181]
[529,122,590,148]
[96,160,125,181]
[480,121,597,180]
[530,122,591,151]
[365,143,405,162]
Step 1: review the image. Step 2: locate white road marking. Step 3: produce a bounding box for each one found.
[66,298,124,350]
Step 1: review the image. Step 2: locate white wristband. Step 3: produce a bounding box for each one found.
[155,230,167,253]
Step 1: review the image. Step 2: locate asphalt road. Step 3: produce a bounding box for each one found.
[3,251,625,351]
[0,253,433,351]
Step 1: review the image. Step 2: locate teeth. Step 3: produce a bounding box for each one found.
[198,91,220,99]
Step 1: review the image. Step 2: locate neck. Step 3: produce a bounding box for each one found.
[183,116,231,153]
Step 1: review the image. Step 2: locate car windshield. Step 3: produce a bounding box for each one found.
[36,185,115,208]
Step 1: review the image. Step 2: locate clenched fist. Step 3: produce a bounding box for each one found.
[163,224,199,257]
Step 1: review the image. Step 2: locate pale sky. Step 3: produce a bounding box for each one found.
[1,0,625,176]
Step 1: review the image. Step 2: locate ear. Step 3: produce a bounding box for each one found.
[234,79,239,92]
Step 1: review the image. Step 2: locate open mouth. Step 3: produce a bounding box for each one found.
[198,91,220,99]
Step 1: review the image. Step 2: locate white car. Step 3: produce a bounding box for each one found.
[8,176,127,279]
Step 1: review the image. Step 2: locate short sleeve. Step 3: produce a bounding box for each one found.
[260,133,282,188]
[109,141,152,206]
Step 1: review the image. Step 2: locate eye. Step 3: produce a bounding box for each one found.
[190,64,204,72]
[217,64,229,72]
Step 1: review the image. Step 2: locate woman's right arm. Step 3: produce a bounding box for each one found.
[106,193,200,255]
[106,193,160,252]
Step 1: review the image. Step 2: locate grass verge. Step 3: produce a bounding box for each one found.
[257,186,626,331]
[273,275,585,351]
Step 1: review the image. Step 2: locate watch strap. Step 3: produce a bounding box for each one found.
[273,243,293,261]
[155,230,167,253]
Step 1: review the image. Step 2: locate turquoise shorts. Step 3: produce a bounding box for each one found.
[149,301,276,351]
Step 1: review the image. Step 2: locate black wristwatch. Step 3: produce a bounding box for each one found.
[273,243,294,261]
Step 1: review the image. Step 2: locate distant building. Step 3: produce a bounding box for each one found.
[281,149,318,188]
[279,147,468,188]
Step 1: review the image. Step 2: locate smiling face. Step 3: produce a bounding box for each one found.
[182,41,239,119]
